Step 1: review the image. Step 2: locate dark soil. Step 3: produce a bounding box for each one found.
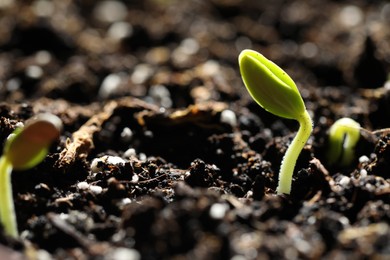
[0,0,389,259]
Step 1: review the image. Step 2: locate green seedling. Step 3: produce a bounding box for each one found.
[326,117,360,167]
[239,49,313,195]
[0,113,62,237]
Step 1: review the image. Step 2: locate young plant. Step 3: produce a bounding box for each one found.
[238,49,313,195]
[0,113,62,237]
[326,117,360,167]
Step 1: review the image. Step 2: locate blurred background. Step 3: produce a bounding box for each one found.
[0,0,389,104]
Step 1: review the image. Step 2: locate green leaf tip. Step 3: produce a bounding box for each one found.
[238,49,306,120]
[327,117,360,167]
[4,113,62,170]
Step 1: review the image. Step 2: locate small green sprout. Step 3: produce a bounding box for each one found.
[0,113,62,237]
[239,49,313,195]
[326,117,360,167]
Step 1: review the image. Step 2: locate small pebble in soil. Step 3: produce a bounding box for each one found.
[199,60,220,77]
[180,38,200,55]
[172,38,199,59]
[131,64,154,85]
[93,0,127,23]
[89,185,103,195]
[107,21,133,40]
[121,198,132,205]
[35,50,52,65]
[300,42,318,59]
[34,249,52,260]
[359,155,370,163]
[99,73,122,99]
[120,127,133,142]
[139,153,147,161]
[77,182,90,190]
[339,5,363,27]
[34,183,51,197]
[339,176,351,187]
[172,38,199,67]
[360,169,368,178]
[191,86,212,103]
[147,84,172,108]
[91,155,126,173]
[6,78,21,92]
[124,148,137,158]
[231,255,248,260]
[25,65,43,79]
[220,109,238,127]
[106,247,141,260]
[131,174,139,183]
[209,203,229,220]
[145,47,170,65]
[32,0,54,17]
[15,121,24,128]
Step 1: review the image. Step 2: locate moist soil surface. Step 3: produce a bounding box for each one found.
[0,1,390,259]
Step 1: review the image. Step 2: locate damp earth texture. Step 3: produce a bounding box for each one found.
[0,1,389,259]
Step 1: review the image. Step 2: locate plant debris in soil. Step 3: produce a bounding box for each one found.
[0,0,390,259]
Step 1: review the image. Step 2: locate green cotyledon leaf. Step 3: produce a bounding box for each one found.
[327,117,360,166]
[4,113,62,170]
[239,49,306,120]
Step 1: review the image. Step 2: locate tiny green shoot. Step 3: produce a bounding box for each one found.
[0,113,62,237]
[238,49,313,195]
[326,117,360,167]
